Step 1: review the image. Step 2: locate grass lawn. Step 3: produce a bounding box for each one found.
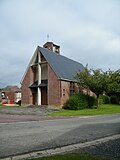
[0,103,20,107]
[49,104,120,116]
[0,104,4,107]
[31,153,107,160]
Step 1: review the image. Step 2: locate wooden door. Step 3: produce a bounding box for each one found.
[32,93,36,105]
[41,87,47,105]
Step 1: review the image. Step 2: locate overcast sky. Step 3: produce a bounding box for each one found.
[0,0,120,88]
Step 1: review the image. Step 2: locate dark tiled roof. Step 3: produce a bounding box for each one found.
[38,46,84,81]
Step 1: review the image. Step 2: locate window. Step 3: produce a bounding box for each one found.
[63,89,65,97]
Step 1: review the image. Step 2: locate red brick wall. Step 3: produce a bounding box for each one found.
[74,82,80,93]
[5,92,14,103]
[48,66,81,106]
[48,65,61,105]
[82,88,96,97]
[43,42,53,52]
[60,81,70,105]
[21,67,34,105]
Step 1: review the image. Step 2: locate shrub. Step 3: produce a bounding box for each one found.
[99,95,110,104]
[110,95,119,104]
[63,93,88,110]
[85,95,97,108]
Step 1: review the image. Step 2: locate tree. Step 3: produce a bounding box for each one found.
[75,66,120,106]
[106,69,120,103]
[75,66,107,108]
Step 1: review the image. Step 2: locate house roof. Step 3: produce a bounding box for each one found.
[2,86,21,92]
[38,46,84,81]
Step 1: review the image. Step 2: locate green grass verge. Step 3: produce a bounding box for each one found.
[31,153,107,160]
[0,104,20,108]
[49,104,120,116]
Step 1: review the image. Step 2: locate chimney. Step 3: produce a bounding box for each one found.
[43,42,60,54]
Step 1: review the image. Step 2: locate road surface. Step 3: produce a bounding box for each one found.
[0,114,120,158]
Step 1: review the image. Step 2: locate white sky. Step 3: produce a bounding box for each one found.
[0,0,120,87]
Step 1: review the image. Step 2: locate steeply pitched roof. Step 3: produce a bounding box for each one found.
[38,46,84,81]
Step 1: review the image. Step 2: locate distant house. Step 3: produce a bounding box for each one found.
[0,86,21,104]
[21,42,85,106]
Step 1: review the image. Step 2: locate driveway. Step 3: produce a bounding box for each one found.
[0,114,120,158]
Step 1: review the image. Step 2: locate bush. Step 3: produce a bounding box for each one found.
[110,95,119,104]
[63,93,97,110]
[85,95,97,108]
[99,95,110,104]
[63,93,88,110]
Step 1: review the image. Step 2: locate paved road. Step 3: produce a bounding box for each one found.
[0,114,120,158]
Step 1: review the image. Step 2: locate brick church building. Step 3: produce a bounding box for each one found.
[21,42,85,106]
